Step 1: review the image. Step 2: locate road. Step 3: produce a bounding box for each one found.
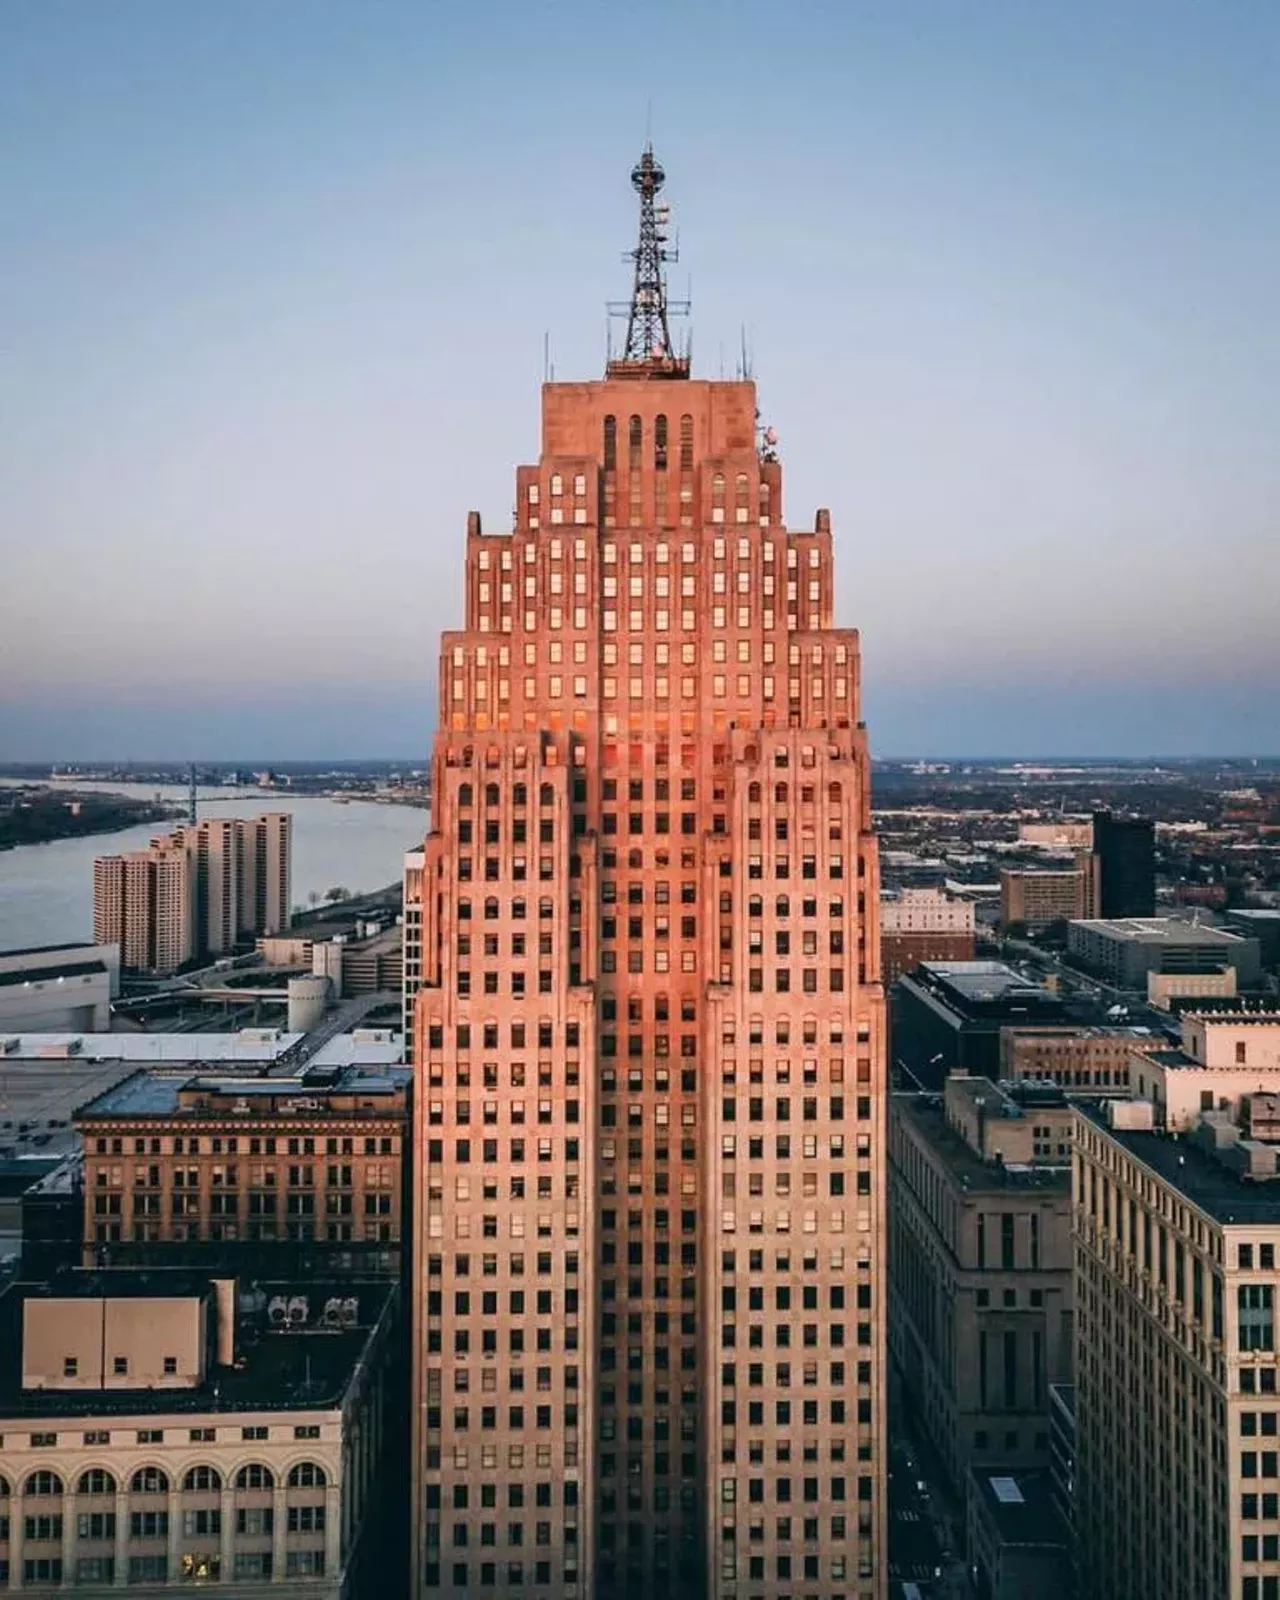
[889,1418,974,1599]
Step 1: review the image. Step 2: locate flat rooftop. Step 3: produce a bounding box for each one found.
[77,1062,411,1120]
[901,962,1068,1023]
[973,1468,1067,1550]
[0,1029,404,1067]
[1080,1102,1280,1225]
[0,942,101,960]
[0,959,108,990]
[892,1094,1070,1195]
[1182,1010,1280,1028]
[0,1059,139,1149]
[0,1270,395,1418]
[1071,918,1249,947]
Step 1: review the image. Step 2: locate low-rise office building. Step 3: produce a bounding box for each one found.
[999,1024,1163,1097]
[889,1075,1073,1495]
[1067,916,1262,990]
[0,945,120,1034]
[0,1268,395,1596]
[891,962,1069,1089]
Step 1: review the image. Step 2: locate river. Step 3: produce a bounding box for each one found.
[0,782,428,950]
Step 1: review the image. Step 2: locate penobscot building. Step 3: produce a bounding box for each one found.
[408,149,887,1600]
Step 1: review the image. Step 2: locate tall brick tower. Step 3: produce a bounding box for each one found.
[410,148,887,1600]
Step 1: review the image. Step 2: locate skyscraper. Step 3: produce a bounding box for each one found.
[1092,810,1155,918]
[410,150,887,1600]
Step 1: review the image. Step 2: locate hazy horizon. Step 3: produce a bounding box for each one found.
[3,0,1278,761]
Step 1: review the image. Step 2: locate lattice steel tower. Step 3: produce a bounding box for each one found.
[609,145,690,374]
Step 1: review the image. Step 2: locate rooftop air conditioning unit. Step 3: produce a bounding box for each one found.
[267,1296,289,1326]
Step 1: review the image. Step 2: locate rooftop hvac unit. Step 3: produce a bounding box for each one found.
[267,1296,289,1326]
[340,1297,359,1327]
[286,1296,309,1325]
[321,1298,345,1327]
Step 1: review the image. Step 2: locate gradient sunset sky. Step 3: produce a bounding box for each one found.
[2,0,1277,760]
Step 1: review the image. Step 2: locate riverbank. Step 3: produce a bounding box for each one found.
[0,788,176,851]
[0,784,427,950]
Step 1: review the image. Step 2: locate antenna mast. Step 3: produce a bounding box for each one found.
[607,145,690,377]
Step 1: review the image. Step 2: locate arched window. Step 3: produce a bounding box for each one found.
[483,897,499,920]
[513,783,527,807]
[775,783,789,803]
[712,473,725,501]
[287,1462,326,1489]
[457,898,472,921]
[183,1466,221,1493]
[538,897,554,920]
[458,783,472,807]
[539,783,554,806]
[828,782,842,805]
[748,897,763,919]
[654,414,668,470]
[603,415,617,471]
[628,414,642,468]
[485,783,500,807]
[511,897,526,920]
[776,896,790,918]
[628,849,643,870]
[131,1467,168,1494]
[736,472,749,499]
[679,415,693,470]
[77,1469,115,1495]
[26,1471,63,1497]
[235,1465,274,1491]
[748,783,761,804]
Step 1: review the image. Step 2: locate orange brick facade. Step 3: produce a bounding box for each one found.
[411,362,887,1599]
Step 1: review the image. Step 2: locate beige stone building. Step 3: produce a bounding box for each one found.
[1147,966,1239,1009]
[888,1075,1073,1494]
[1017,820,1093,851]
[409,148,887,1599]
[0,1269,395,1595]
[998,1023,1164,1096]
[1127,1010,1280,1131]
[1074,1085,1280,1599]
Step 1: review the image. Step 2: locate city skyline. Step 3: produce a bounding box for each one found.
[3,0,1278,761]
